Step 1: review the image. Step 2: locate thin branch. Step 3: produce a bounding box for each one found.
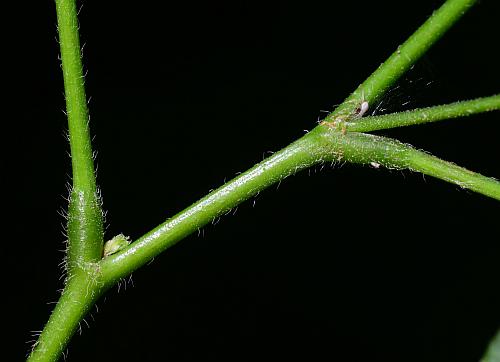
[407,148,500,200]
[324,0,478,121]
[347,94,500,132]
[56,0,95,193]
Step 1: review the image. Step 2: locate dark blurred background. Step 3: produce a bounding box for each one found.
[4,0,500,361]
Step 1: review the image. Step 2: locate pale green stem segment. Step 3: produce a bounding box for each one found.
[56,0,103,268]
[56,0,95,193]
[347,94,500,132]
[325,0,478,121]
[481,329,500,362]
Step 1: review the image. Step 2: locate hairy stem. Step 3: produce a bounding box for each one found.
[28,269,105,362]
[28,1,104,361]
[56,0,103,267]
[99,133,326,284]
[56,0,95,194]
[347,94,500,132]
[315,128,500,200]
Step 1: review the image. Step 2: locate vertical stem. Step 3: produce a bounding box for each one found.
[56,0,103,266]
[56,0,95,191]
[28,2,106,360]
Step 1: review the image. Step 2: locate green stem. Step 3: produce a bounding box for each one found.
[56,0,95,193]
[407,150,500,199]
[325,0,478,121]
[56,0,103,267]
[99,133,326,284]
[28,1,104,360]
[347,94,500,132]
[27,268,106,362]
[314,128,500,200]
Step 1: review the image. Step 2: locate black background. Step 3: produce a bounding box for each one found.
[4,0,500,361]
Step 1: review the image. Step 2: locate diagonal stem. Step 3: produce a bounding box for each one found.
[99,133,325,285]
[314,129,500,201]
[324,0,478,122]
